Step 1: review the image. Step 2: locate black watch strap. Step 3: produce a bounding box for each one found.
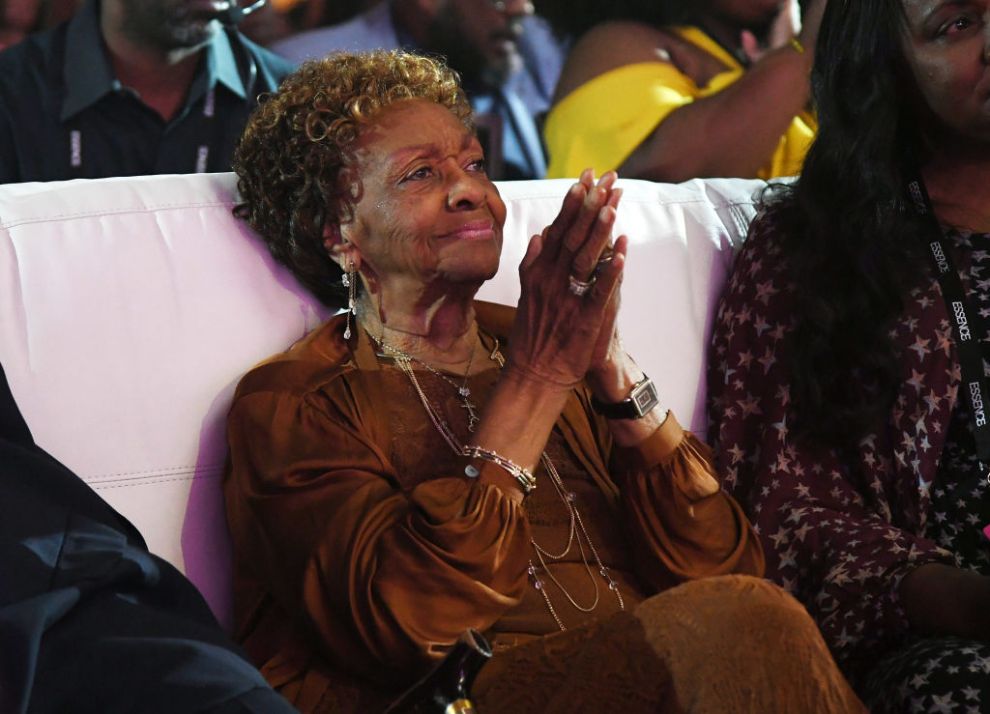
[591,376,660,419]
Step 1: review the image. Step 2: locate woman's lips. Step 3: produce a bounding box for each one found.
[440,220,496,241]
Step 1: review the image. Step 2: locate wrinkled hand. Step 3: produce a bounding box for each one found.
[588,201,626,374]
[505,170,626,390]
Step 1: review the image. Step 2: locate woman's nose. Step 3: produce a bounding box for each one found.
[446,171,486,210]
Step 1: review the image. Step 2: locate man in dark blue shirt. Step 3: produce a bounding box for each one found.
[0,0,293,183]
[0,358,300,714]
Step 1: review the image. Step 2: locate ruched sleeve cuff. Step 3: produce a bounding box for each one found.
[609,412,765,590]
[610,412,721,500]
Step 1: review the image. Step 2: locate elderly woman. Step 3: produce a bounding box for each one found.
[224,51,862,713]
[709,0,990,709]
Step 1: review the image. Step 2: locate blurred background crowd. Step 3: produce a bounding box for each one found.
[0,0,820,184]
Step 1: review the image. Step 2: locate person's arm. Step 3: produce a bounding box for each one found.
[605,405,766,590]
[467,171,626,493]
[619,45,810,181]
[583,267,763,589]
[225,377,534,686]
[555,2,824,182]
[708,216,957,672]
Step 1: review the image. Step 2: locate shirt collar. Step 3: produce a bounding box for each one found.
[60,1,247,122]
[185,28,248,108]
[207,28,248,101]
[61,0,117,121]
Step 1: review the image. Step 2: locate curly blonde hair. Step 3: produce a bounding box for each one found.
[233,51,473,308]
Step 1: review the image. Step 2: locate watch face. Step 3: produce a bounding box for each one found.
[633,385,656,412]
[631,380,659,417]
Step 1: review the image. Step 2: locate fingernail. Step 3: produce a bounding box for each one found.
[599,206,614,222]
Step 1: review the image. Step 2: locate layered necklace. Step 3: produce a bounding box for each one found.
[372,332,624,631]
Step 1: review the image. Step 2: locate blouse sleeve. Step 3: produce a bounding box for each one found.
[224,371,532,686]
[706,216,954,673]
[608,410,766,592]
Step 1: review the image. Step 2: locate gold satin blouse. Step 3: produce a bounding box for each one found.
[223,302,764,710]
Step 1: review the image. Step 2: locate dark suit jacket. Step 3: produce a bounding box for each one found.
[0,363,297,714]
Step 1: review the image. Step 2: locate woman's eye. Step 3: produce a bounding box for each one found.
[404,166,432,181]
[467,159,487,174]
[940,14,976,36]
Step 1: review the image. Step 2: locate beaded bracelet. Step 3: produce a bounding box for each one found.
[463,445,538,494]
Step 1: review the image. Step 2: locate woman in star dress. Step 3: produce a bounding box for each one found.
[222,50,864,713]
[709,0,990,709]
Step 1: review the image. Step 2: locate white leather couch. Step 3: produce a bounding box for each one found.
[0,173,763,630]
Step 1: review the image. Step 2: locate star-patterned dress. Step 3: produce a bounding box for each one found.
[709,216,990,713]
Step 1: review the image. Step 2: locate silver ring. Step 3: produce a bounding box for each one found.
[568,274,596,296]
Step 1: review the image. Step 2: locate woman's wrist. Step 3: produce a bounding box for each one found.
[588,352,644,404]
[469,367,571,476]
[588,355,669,447]
[765,38,813,74]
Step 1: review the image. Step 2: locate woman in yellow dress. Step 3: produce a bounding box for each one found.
[543,0,824,181]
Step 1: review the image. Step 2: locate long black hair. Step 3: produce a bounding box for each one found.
[759,0,931,450]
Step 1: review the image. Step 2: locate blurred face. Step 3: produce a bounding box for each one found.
[339,100,506,299]
[116,0,224,49]
[426,0,532,85]
[900,0,990,144]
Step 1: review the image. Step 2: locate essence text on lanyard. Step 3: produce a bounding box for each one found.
[909,179,990,498]
[67,90,214,174]
[909,178,990,547]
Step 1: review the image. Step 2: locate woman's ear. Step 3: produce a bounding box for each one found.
[323,222,361,272]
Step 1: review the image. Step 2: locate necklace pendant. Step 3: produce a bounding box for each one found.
[460,399,480,433]
[458,386,471,398]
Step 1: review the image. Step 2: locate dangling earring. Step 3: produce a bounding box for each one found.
[342,261,356,340]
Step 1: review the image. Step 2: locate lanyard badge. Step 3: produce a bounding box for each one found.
[908,177,990,489]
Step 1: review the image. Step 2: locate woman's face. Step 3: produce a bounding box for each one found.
[339,99,506,297]
[900,0,990,143]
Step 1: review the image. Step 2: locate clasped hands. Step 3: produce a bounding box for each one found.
[506,169,642,406]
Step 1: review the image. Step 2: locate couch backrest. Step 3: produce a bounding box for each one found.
[0,173,762,628]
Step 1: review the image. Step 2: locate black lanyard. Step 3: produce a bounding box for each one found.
[907,176,990,474]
